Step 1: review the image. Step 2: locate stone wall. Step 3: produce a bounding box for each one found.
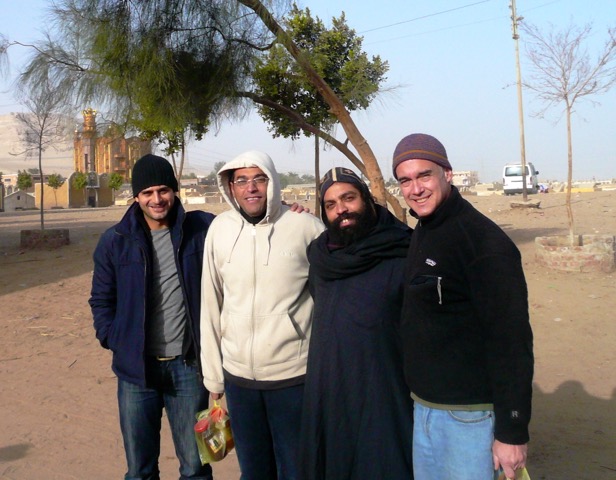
[535,235,615,273]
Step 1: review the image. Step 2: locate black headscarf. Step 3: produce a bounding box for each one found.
[308,204,412,280]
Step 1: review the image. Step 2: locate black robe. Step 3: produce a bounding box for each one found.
[299,205,414,480]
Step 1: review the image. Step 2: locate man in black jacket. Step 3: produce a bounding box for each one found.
[90,154,215,479]
[393,134,534,480]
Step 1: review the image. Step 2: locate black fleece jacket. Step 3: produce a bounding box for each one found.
[400,186,534,444]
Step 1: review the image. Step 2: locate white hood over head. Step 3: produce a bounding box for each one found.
[217,150,282,221]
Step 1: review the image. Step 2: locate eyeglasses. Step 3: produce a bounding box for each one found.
[231,176,269,188]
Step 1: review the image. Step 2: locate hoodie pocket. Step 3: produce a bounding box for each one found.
[220,311,305,373]
[254,313,306,367]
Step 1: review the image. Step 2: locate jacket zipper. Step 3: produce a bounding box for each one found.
[174,219,191,367]
[250,224,257,379]
[137,238,148,382]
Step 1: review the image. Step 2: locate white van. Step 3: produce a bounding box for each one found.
[502,162,539,195]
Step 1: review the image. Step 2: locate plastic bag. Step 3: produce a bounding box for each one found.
[194,400,235,465]
[495,467,531,480]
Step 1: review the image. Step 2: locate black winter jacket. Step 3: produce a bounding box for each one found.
[89,201,215,387]
[400,186,534,444]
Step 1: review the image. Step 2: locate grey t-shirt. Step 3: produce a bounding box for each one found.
[146,228,186,356]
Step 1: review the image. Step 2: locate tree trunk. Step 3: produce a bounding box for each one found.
[314,135,321,218]
[170,140,186,198]
[565,101,575,245]
[238,0,389,209]
[38,145,45,231]
[178,141,186,185]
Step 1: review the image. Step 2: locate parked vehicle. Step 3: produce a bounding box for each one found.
[503,162,539,195]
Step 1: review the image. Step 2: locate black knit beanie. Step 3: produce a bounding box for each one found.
[392,133,451,179]
[131,154,179,197]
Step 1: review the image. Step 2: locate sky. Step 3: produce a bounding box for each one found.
[1,0,615,182]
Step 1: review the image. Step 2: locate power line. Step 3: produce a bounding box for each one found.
[359,1,562,45]
[359,0,493,34]
[364,15,503,45]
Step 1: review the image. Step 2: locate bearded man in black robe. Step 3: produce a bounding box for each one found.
[299,167,414,480]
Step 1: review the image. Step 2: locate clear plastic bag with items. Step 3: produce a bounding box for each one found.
[194,401,235,465]
[495,467,531,480]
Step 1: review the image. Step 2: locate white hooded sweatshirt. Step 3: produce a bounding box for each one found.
[199,151,324,394]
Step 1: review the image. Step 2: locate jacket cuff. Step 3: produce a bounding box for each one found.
[204,379,224,395]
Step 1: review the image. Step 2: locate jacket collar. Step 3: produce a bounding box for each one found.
[116,198,185,237]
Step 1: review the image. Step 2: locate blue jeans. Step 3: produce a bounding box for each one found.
[413,402,495,480]
[118,356,213,480]
[224,381,304,480]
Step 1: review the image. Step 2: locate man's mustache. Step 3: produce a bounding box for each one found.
[332,212,361,228]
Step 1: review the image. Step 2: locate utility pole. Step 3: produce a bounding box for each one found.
[510,0,529,201]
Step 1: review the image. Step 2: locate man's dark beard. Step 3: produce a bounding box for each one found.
[328,208,376,247]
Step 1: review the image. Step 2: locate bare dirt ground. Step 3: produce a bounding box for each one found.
[0,191,615,479]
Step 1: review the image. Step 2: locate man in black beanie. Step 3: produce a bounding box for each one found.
[90,154,215,479]
[299,167,414,479]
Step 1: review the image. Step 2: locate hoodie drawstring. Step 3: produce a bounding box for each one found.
[226,222,245,264]
[262,221,274,266]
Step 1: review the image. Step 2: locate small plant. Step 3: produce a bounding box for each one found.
[72,171,88,207]
[17,170,33,191]
[47,173,65,207]
[108,172,124,201]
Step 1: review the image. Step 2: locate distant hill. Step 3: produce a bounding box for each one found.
[0,114,75,177]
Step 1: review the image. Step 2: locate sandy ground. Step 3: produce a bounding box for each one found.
[0,191,615,479]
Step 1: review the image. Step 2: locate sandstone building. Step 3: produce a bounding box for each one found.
[72,108,151,207]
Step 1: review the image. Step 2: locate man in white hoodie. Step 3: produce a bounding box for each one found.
[200,151,324,479]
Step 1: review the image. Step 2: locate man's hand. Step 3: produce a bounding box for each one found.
[210,392,224,401]
[284,201,311,214]
[493,440,527,479]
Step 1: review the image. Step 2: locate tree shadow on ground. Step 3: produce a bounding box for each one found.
[0,211,118,296]
[497,226,565,246]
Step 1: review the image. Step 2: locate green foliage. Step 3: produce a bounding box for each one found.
[279,171,315,189]
[108,172,124,191]
[385,177,397,187]
[47,173,65,207]
[26,0,265,157]
[252,6,388,140]
[72,171,88,190]
[205,161,227,183]
[47,173,65,189]
[17,170,33,190]
[213,161,226,173]
[301,173,316,183]
[204,171,217,184]
[72,171,89,207]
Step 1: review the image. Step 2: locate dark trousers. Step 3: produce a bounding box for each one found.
[225,381,304,480]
